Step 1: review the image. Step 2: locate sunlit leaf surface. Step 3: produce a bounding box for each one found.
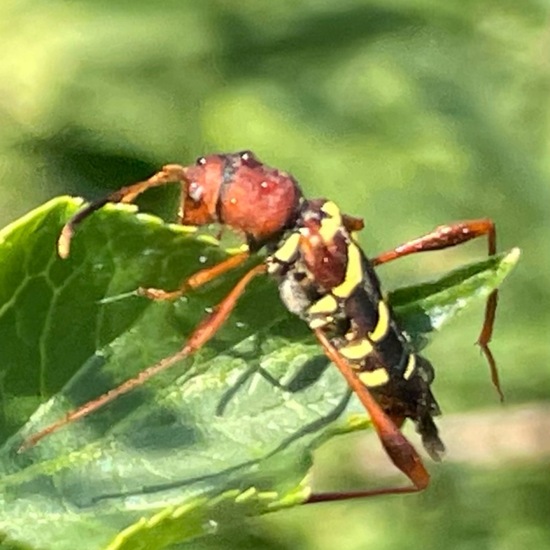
[0,198,518,549]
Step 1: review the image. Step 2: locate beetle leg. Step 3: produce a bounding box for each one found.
[19,263,267,451]
[372,219,501,400]
[305,329,430,502]
[138,251,251,301]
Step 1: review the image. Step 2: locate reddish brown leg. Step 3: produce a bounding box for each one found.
[372,219,502,400]
[138,251,250,301]
[58,165,188,259]
[305,330,430,503]
[19,263,267,452]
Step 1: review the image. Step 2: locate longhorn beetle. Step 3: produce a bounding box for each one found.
[22,151,500,501]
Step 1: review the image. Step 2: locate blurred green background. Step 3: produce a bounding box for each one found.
[1,1,548,549]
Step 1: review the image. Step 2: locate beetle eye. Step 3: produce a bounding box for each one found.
[196,156,207,166]
[239,150,260,168]
[188,181,203,202]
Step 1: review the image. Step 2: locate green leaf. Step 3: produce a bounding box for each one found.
[0,197,519,550]
[390,247,521,349]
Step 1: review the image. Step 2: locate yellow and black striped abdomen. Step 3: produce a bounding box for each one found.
[301,232,416,388]
[267,199,444,459]
[269,200,419,388]
[318,269,418,389]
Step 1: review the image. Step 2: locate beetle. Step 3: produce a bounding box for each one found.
[23,151,500,501]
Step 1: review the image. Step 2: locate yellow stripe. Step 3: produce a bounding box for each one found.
[403,354,416,379]
[273,232,300,263]
[308,294,338,315]
[318,201,343,243]
[309,316,333,329]
[369,301,390,342]
[358,368,389,387]
[340,338,373,360]
[332,243,363,298]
